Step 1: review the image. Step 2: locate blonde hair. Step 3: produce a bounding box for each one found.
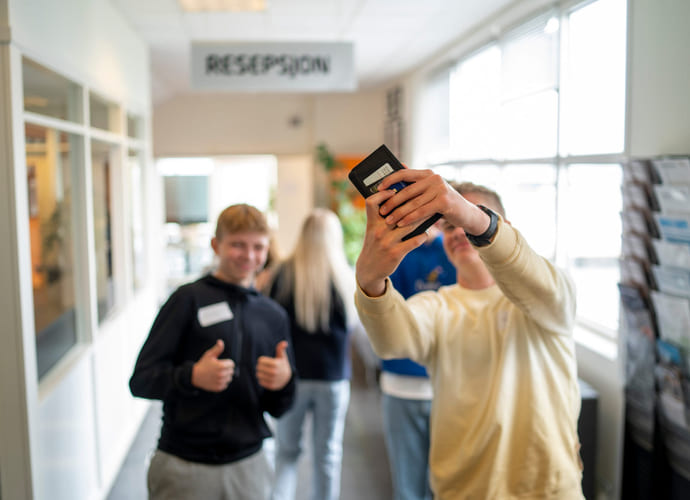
[215,204,268,239]
[273,209,356,333]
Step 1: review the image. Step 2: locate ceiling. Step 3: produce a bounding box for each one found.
[110,0,517,103]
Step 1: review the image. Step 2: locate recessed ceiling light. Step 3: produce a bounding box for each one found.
[178,0,266,12]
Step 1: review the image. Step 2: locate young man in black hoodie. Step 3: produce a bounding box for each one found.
[130,204,295,500]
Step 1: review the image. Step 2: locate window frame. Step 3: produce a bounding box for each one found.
[21,54,151,382]
[420,0,628,353]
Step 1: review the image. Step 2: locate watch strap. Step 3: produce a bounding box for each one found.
[465,205,498,247]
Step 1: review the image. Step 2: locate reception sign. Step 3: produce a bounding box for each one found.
[191,42,356,92]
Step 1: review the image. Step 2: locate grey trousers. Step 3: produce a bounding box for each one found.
[147,448,273,500]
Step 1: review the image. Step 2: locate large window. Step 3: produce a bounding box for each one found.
[25,124,82,378]
[561,164,623,334]
[423,0,627,341]
[91,140,119,322]
[22,59,82,123]
[22,56,149,379]
[128,149,146,292]
[561,0,627,155]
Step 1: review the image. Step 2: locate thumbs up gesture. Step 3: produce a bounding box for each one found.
[256,340,292,391]
[191,339,235,392]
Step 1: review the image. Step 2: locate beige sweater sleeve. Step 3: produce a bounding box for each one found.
[354,279,441,366]
[477,217,576,336]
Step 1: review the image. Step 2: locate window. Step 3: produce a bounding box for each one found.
[128,149,146,291]
[127,113,142,139]
[500,164,558,260]
[560,164,623,335]
[90,92,122,133]
[21,55,151,379]
[22,58,82,123]
[25,124,82,378]
[91,140,119,322]
[499,14,559,159]
[420,67,452,164]
[421,0,628,341]
[561,0,627,155]
[449,46,500,160]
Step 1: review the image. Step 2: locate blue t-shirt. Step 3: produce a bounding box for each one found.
[382,235,456,377]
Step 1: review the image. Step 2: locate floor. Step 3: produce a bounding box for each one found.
[106,347,392,500]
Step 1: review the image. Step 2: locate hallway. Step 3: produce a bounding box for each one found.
[107,348,392,500]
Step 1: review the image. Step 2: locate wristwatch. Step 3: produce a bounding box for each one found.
[465,205,499,247]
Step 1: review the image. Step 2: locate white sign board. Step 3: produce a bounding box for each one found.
[191,42,356,92]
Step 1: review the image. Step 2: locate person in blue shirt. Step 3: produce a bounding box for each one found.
[381,224,455,500]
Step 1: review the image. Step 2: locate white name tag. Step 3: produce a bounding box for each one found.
[197,302,234,327]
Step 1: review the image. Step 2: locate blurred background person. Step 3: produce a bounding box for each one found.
[255,232,283,291]
[382,224,456,500]
[267,208,357,500]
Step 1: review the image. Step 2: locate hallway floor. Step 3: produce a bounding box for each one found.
[107,349,392,500]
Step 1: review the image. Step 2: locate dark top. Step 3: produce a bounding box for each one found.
[268,265,351,381]
[129,274,296,465]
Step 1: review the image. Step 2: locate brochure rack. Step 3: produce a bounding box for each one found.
[620,157,690,499]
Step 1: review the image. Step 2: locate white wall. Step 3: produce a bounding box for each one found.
[153,90,385,157]
[628,0,690,156]
[0,42,41,500]
[153,89,385,253]
[2,1,158,500]
[8,0,149,111]
[275,154,314,254]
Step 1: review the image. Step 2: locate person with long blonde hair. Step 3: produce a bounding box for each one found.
[268,208,356,500]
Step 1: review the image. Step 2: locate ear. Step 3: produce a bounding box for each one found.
[211,236,220,255]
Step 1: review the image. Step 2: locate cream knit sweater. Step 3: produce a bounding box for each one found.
[355,219,584,500]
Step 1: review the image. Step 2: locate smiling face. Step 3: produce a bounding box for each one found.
[211,231,270,287]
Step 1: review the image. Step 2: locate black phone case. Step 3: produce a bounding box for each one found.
[348,144,442,241]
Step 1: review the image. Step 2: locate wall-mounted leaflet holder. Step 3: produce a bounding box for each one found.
[653,239,690,270]
[652,291,690,359]
[622,232,654,262]
[622,209,659,239]
[619,283,657,450]
[622,156,690,492]
[625,159,654,185]
[652,265,690,299]
[652,157,690,185]
[654,213,690,246]
[654,185,690,215]
[656,340,690,482]
[623,181,659,212]
[620,257,653,290]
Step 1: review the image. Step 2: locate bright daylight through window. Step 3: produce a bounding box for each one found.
[423,0,627,344]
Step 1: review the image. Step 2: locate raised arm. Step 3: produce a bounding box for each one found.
[355,169,492,297]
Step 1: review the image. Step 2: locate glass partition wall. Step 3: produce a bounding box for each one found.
[22,57,148,379]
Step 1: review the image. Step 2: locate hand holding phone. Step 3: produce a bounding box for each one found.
[348,145,441,241]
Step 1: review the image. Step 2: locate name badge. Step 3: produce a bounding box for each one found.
[198,302,234,327]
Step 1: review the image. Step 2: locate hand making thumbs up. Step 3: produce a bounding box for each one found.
[256,340,292,391]
[191,339,235,392]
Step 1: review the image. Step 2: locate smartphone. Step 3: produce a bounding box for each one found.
[348,144,441,241]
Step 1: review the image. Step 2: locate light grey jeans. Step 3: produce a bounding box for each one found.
[147,448,273,500]
[272,379,351,500]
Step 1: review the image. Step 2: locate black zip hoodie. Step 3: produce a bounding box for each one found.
[129,274,296,464]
